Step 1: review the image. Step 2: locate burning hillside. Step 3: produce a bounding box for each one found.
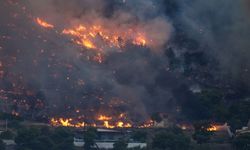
[36,17,148,51]
[0,0,174,128]
[62,24,147,50]
[49,114,154,128]
[1,0,250,132]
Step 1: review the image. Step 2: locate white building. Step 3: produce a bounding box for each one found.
[236,120,250,135]
[73,128,147,149]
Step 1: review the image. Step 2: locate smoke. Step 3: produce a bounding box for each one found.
[4,0,249,124]
[28,0,172,51]
[0,0,177,123]
[178,0,250,86]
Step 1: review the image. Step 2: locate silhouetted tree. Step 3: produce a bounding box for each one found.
[192,121,213,144]
[233,133,250,150]
[113,139,128,150]
[84,127,97,150]
[0,140,5,150]
[132,130,147,142]
[152,130,190,150]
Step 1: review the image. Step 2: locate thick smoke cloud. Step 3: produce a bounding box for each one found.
[178,0,250,86]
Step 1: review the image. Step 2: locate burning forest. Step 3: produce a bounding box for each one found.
[0,0,173,129]
[1,0,250,137]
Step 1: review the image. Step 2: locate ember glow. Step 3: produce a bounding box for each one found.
[207,126,218,132]
[97,115,112,121]
[207,125,219,132]
[36,18,54,29]
[138,120,154,128]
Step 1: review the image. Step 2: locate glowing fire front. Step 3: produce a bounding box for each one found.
[50,114,152,128]
[35,18,148,51]
[97,114,132,128]
[62,24,147,50]
[36,18,54,29]
[35,18,149,64]
[50,118,87,128]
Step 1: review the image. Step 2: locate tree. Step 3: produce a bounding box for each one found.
[0,130,14,140]
[192,121,213,144]
[233,133,250,150]
[152,130,190,150]
[132,130,147,142]
[0,140,5,150]
[15,128,41,150]
[84,127,97,150]
[50,127,74,150]
[228,99,250,131]
[193,131,211,145]
[50,127,73,144]
[113,139,128,150]
[15,127,74,150]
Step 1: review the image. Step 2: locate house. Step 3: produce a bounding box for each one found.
[73,128,147,149]
[236,120,250,135]
[210,123,233,143]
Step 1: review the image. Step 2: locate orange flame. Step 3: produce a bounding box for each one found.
[207,125,218,132]
[50,114,152,129]
[103,121,115,129]
[98,115,112,121]
[36,18,54,28]
[50,118,85,128]
[62,24,147,50]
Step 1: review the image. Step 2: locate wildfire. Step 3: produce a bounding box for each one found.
[50,114,151,129]
[97,114,132,128]
[34,18,149,63]
[50,118,86,128]
[36,18,54,29]
[102,121,132,129]
[62,24,147,50]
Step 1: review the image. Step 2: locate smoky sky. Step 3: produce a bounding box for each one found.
[0,0,249,123]
[177,0,250,86]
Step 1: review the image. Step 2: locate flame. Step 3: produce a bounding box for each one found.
[207,125,218,132]
[34,18,149,63]
[36,18,54,28]
[98,115,112,121]
[50,114,152,129]
[62,24,147,50]
[102,121,132,129]
[104,121,115,129]
[50,118,85,128]
[133,34,147,46]
[117,121,132,128]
